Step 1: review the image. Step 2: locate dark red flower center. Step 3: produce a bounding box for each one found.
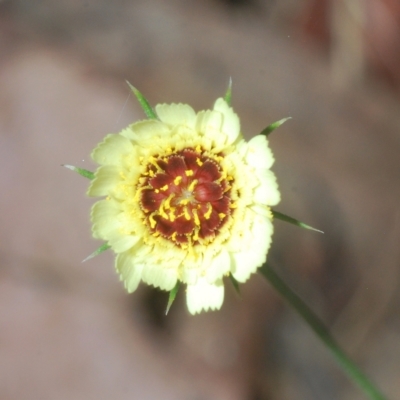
[138,148,234,247]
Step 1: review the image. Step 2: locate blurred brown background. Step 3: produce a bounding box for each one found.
[1,1,399,399]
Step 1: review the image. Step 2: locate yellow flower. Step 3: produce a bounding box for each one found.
[88,96,280,314]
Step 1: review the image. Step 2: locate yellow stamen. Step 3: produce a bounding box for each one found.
[159,202,168,219]
[204,203,212,219]
[184,207,191,220]
[169,208,176,222]
[149,213,157,228]
[149,157,163,172]
[164,194,175,210]
[195,145,202,153]
[185,170,194,177]
[188,179,198,192]
[229,202,237,209]
[192,209,200,226]
[174,176,182,185]
[180,199,189,206]
[218,213,226,219]
[160,184,168,191]
[196,158,203,166]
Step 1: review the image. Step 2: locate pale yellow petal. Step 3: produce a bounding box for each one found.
[196,110,223,140]
[91,134,133,166]
[90,199,121,240]
[141,264,178,291]
[213,98,240,144]
[250,204,272,218]
[226,233,247,254]
[186,278,224,315]
[233,164,259,192]
[231,213,273,282]
[250,213,273,257]
[231,242,269,282]
[116,250,143,293]
[245,135,275,169]
[108,234,140,253]
[253,169,281,206]
[180,266,199,285]
[179,250,205,284]
[205,249,231,283]
[226,208,254,251]
[236,138,248,158]
[121,120,170,141]
[87,165,121,197]
[231,251,259,283]
[155,103,196,129]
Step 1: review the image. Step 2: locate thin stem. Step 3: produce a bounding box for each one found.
[260,263,387,400]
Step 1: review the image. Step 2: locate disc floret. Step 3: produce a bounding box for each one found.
[139,147,234,248]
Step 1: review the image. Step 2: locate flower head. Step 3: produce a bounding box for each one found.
[88,91,280,314]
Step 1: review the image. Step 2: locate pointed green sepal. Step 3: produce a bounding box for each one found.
[272,210,323,233]
[229,273,241,296]
[82,243,111,262]
[165,281,180,315]
[260,117,291,137]
[63,164,95,180]
[223,77,232,106]
[126,81,157,120]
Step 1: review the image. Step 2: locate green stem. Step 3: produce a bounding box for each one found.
[260,263,387,400]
